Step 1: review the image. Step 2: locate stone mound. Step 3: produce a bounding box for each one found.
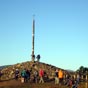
[0,61,60,81]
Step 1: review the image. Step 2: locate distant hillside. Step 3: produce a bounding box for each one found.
[66,69,75,73]
[0,61,62,80]
[0,65,11,70]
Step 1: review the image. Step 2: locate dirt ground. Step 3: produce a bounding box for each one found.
[0,79,87,88]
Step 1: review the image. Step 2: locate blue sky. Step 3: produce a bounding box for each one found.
[0,0,88,71]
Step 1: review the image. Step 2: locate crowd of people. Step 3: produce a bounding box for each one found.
[14,68,80,88]
[55,69,80,88]
[0,68,81,88]
[14,68,44,84]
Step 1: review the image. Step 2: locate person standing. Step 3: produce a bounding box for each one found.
[25,69,30,82]
[55,69,59,84]
[39,68,44,83]
[0,70,2,81]
[15,69,19,80]
[34,70,38,83]
[21,69,26,83]
[58,69,64,85]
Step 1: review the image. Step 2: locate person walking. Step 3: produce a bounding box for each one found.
[39,68,44,83]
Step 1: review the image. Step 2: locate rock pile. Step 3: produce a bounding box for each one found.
[0,61,60,81]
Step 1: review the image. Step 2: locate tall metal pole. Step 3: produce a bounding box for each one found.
[31,16,35,62]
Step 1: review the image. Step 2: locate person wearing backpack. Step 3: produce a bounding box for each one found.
[21,69,26,83]
[34,70,38,83]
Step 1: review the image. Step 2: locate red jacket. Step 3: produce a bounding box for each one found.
[39,69,44,77]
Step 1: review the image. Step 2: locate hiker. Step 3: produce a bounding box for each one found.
[15,69,19,80]
[25,69,31,82]
[66,77,73,87]
[55,69,59,84]
[58,69,64,85]
[36,54,40,62]
[72,80,79,88]
[21,69,26,83]
[0,70,2,81]
[72,74,80,88]
[39,68,44,83]
[34,70,38,83]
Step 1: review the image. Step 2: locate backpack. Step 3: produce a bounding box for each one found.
[34,71,38,77]
[21,70,26,77]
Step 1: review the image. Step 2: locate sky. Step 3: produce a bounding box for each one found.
[0,0,88,71]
